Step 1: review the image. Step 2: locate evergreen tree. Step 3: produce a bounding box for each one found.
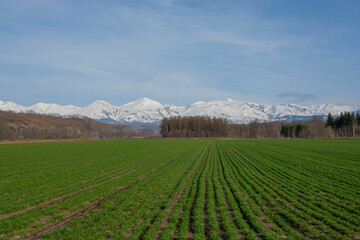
[326,113,334,128]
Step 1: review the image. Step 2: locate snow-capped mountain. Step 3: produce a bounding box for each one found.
[1,98,359,125]
[79,100,119,120]
[30,103,81,116]
[115,98,172,124]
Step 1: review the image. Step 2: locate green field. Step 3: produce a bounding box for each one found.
[0,139,359,239]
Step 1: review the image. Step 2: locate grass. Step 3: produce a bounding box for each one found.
[0,139,359,239]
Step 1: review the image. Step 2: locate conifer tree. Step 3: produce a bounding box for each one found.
[326,113,334,128]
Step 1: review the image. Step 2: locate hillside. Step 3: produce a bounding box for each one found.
[0,111,143,141]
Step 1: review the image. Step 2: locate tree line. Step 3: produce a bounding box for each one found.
[280,123,307,138]
[325,112,360,138]
[279,117,326,139]
[160,116,281,138]
[160,116,229,137]
[160,113,360,139]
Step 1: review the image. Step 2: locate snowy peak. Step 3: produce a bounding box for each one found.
[0,98,359,125]
[85,100,114,109]
[121,97,163,109]
[117,98,173,124]
[0,101,28,112]
[80,100,119,120]
[29,103,81,116]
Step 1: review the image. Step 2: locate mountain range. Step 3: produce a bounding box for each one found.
[1,98,359,125]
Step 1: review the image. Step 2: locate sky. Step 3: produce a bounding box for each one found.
[0,0,359,107]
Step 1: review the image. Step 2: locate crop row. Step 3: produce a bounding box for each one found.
[0,139,359,239]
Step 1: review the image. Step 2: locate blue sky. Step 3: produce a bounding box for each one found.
[0,0,359,107]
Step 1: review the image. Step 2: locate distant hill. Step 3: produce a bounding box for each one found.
[0,111,145,141]
[1,98,359,125]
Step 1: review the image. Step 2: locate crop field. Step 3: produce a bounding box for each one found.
[0,139,359,239]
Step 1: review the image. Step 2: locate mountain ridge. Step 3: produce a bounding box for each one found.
[1,98,359,125]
